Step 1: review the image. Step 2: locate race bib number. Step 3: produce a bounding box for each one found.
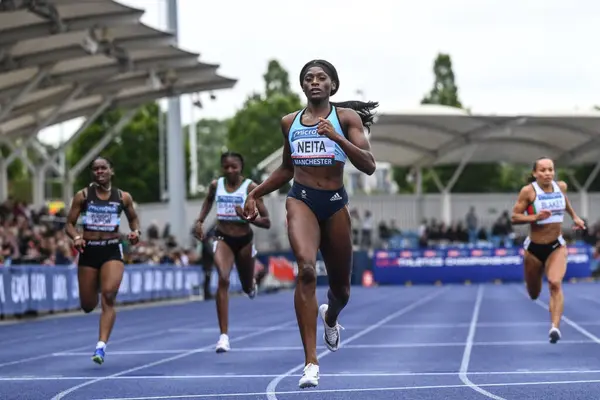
[216,195,243,220]
[85,212,118,227]
[538,193,565,212]
[292,138,336,166]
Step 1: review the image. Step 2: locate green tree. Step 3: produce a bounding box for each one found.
[421,53,463,108]
[187,118,228,193]
[66,102,191,203]
[1,143,35,201]
[1,145,27,181]
[393,53,509,193]
[226,60,303,179]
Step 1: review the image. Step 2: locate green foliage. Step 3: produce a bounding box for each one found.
[226,60,303,179]
[393,53,509,193]
[1,144,27,180]
[186,118,229,192]
[66,102,191,203]
[2,144,31,200]
[421,53,463,108]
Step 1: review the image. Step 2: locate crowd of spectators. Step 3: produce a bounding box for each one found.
[4,198,600,273]
[0,198,198,267]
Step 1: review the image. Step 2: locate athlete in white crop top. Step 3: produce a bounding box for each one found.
[511,157,585,344]
[193,152,271,353]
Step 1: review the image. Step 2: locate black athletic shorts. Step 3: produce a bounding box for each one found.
[213,229,257,257]
[287,181,348,223]
[523,235,566,264]
[78,238,124,269]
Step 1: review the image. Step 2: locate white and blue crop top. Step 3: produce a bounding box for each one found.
[215,177,252,223]
[526,181,566,225]
[288,106,347,167]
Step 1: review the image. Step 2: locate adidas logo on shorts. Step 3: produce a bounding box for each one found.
[330,193,342,201]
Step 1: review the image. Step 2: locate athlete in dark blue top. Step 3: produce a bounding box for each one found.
[243,59,378,389]
[65,156,140,365]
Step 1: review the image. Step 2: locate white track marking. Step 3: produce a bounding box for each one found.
[459,285,505,399]
[92,378,600,400]
[50,321,297,400]
[4,369,600,381]
[265,287,450,399]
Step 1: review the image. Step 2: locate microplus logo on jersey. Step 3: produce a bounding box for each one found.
[87,204,119,213]
[216,195,243,204]
[292,128,319,138]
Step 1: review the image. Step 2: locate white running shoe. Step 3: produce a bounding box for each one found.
[549,326,561,344]
[319,304,343,352]
[216,334,230,353]
[298,363,319,388]
[247,279,257,299]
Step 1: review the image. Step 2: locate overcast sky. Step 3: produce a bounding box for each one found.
[38,0,600,145]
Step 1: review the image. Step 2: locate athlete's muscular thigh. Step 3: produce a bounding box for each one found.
[524,251,544,300]
[100,260,124,298]
[545,246,567,286]
[78,266,100,312]
[213,241,235,279]
[234,243,256,291]
[286,198,320,270]
[319,206,353,286]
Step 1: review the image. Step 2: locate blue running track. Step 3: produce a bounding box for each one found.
[2,283,600,399]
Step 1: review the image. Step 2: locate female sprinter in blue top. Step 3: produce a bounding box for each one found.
[511,157,585,343]
[243,59,378,389]
[194,152,271,353]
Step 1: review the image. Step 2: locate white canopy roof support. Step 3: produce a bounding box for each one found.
[370,105,600,168]
[0,1,237,140]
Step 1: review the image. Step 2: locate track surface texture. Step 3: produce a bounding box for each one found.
[2,282,600,399]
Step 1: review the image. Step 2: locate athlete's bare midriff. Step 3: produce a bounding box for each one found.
[293,162,345,191]
[529,223,562,245]
[216,220,252,237]
[82,231,121,241]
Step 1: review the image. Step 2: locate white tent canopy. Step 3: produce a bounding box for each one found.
[257,105,600,222]
[372,105,600,222]
[370,105,600,167]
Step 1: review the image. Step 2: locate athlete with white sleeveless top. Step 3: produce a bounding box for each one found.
[194,152,271,353]
[511,157,585,343]
[243,59,378,388]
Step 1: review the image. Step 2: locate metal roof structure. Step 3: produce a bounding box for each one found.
[0,0,236,141]
[258,105,600,173]
[370,105,600,167]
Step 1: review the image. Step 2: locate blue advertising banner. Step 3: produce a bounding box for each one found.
[0,265,203,318]
[373,245,593,285]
